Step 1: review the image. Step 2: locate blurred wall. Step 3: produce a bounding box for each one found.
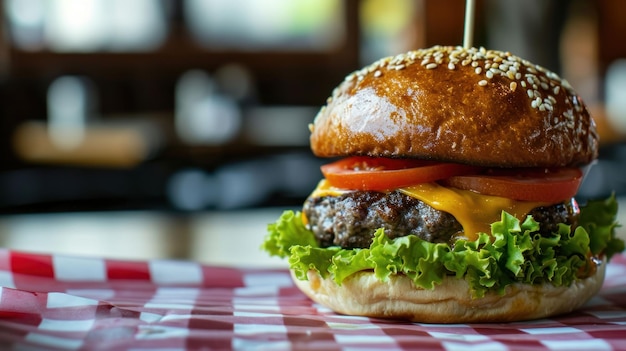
[0,0,624,214]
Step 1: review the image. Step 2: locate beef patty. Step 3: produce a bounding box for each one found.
[303,191,577,249]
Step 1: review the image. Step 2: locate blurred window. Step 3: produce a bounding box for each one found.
[4,0,169,52]
[359,0,422,64]
[183,0,344,51]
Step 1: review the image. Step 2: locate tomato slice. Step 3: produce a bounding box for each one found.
[441,168,583,202]
[320,156,481,191]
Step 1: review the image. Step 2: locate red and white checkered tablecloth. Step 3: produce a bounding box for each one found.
[0,249,625,350]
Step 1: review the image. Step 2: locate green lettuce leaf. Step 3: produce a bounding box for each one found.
[262,210,316,257]
[261,195,623,297]
[579,194,624,259]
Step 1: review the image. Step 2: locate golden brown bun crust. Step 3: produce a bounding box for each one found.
[310,46,598,168]
[293,259,605,323]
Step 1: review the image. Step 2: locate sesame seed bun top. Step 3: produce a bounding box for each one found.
[309,46,598,168]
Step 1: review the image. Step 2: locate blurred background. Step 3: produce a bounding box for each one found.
[0,0,625,267]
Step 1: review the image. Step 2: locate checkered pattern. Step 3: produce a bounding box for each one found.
[0,249,624,350]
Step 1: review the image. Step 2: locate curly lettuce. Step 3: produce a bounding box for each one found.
[261,195,624,297]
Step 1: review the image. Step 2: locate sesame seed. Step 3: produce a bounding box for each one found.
[510,82,517,92]
[564,110,574,119]
[478,80,488,86]
[486,70,494,79]
[553,86,560,95]
[374,70,382,77]
[395,64,406,70]
[448,62,456,70]
[475,67,482,74]
[527,89,534,98]
[426,63,438,70]
[541,82,549,90]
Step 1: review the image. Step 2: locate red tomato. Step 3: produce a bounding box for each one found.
[441,168,583,202]
[320,156,481,191]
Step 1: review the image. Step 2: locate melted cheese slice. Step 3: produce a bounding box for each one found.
[310,179,549,241]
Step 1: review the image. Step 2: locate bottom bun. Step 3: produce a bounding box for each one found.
[292,260,606,323]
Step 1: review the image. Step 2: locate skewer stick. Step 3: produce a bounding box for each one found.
[463,0,476,49]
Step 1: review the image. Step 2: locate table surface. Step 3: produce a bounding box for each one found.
[0,249,625,350]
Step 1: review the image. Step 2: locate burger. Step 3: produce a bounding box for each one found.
[262,46,624,323]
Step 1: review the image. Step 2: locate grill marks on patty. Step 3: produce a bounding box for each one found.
[303,191,576,249]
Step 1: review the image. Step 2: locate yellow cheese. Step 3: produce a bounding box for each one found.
[309,179,352,198]
[309,179,549,241]
[398,183,548,240]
